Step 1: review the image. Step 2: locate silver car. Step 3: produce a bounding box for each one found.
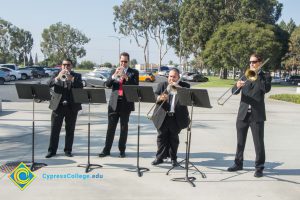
[82,71,110,87]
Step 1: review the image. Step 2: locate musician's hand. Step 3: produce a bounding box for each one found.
[56,69,68,80]
[236,80,245,88]
[122,74,128,81]
[159,93,168,102]
[114,67,124,76]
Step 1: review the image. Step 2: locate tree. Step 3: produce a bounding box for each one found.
[0,18,33,64]
[40,22,90,66]
[77,60,95,69]
[9,28,33,65]
[34,53,38,65]
[103,62,113,68]
[130,58,138,67]
[29,53,34,66]
[279,18,297,35]
[179,0,283,55]
[203,21,285,78]
[0,18,12,63]
[113,0,151,67]
[284,27,300,72]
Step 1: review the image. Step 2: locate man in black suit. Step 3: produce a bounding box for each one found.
[151,68,190,167]
[45,59,83,158]
[99,52,139,158]
[228,53,272,177]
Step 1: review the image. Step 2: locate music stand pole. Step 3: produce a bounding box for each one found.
[167,89,209,187]
[76,89,104,173]
[123,85,155,177]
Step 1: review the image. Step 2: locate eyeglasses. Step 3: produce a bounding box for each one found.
[120,61,128,63]
[62,63,71,66]
[249,60,259,64]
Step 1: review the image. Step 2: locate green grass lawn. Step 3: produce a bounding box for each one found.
[193,76,297,88]
[194,76,236,87]
[269,94,300,104]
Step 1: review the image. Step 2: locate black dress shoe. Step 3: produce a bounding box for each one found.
[98,152,110,157]
[65,152,73,157]
[171,160,179,167]
[227,164,243,172]
[254,170,263,178]
[151,159,163,166]
[119,152,126,158]
[45,152,56,158]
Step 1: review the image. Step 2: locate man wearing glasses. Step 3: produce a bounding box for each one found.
[99,52,139,158]
[46,59,83,158]
[227,53,272,177]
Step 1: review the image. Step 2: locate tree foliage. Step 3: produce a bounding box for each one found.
[0,18,33,64]
[40,22,90,66]
[77,60,95,69]
[202,21,286,73]
[113,0,179,67]
[179,0,283,55]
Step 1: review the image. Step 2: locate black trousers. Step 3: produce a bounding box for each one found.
[48,105,78,154]
[102,100,131,154]
[235,113,265,170]
[156,115,180,161]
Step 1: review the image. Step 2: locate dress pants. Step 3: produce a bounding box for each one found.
[103,100,131,154]
[235,113,265,170]
[156,115,180,161]
[48,105,78,153]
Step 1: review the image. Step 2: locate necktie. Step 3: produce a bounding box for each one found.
[118,78,123,96]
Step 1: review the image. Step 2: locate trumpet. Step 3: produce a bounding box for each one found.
[115,67,125,81]
[217,58,270,106]
[146,81,181,120]
[61,71,70,82]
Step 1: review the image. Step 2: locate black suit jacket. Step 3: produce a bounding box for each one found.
[48,71,83,111]
[106,67,139,112]
[152,81,190,130]
[232,71,271,122]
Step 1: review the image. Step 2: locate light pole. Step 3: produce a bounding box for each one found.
[109,36,124,64]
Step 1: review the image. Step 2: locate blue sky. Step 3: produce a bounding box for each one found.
[0,0,299,65]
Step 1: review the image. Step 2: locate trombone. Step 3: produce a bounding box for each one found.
[146,82,181,120]
[217,58,270,106]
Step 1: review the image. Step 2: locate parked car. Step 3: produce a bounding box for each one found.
[271,76,283,84]
[25,66,46,78]
[0,67,21,81]
[139,71,155,82]
[182,72,209,82]
[82,71,110,87]
[17,67,33,79]
[0,70,11,85]
[158,70,169,77]
[44,67,60,77]
[285,75,300,85]
[0,63,19,71]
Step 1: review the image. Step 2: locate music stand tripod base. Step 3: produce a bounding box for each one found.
[31,162,48,172]
[78,163,102,173]
[125,167,150,177]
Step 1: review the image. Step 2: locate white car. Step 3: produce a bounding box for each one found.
[0,67,21,81]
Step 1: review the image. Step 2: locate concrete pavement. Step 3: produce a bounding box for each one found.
[0,87,299,200]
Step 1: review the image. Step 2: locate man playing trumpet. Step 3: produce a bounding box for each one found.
[99,52,139,158]
[151,68,190,167]
[228,53,272,177]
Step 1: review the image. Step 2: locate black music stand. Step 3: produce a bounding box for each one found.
[123,85,155,177]
[72,88,106,173]
[15,83,51,171]
[166,88,212,187]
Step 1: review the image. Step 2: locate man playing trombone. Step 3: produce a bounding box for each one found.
[151,68,190,167]
[228,53,272,177]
